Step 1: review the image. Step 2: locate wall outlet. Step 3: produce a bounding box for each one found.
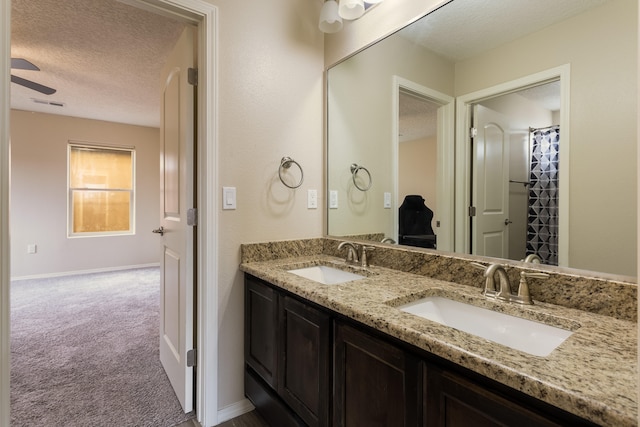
[307,189,318,209]
[329,190,338,209]
[27,244,37,254]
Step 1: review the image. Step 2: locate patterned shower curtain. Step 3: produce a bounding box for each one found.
[526,126,559,265]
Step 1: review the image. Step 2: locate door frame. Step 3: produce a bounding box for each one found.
[0,0,219,425]
[392,76,454,251]
[454,64,570,267]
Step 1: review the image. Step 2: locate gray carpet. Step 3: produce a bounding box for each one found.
[10,267,196,427]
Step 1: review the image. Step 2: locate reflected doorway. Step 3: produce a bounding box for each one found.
[393,76,454,251]
[470,80,561,264]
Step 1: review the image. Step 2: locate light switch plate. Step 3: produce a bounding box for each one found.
[223,187,236,210]
[329,190,338,209]
[307,189,318,209]
[384,192,391,208]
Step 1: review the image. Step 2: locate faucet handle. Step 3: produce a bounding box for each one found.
[360,246,374,267]
[522,271,549,280]
[514,271,549,305]
[470,262,487,271]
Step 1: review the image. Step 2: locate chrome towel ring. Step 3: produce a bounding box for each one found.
[279,156,304,189]
[350,163,372,191]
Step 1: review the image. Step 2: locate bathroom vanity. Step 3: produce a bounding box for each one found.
[240,238,637,427]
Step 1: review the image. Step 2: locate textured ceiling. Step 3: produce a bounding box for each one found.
[10,0,185,127]
[400,0,611,62]
[399,91,439,142]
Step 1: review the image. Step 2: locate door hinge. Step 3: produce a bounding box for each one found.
[187,208,198,226]
[469,206,476,217]
[188,68,198,86]
[187,348,197,367]
[469,127,477,138]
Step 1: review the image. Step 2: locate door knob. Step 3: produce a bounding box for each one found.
[504,219,513,225]
[152,226,165,236]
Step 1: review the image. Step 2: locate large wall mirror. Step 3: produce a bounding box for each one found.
[326,0,637,278]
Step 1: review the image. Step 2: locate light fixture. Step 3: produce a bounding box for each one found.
[319,0,384,34]
[338,0,365,20]
[319,0,343,34]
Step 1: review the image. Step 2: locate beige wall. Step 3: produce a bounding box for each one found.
[399,136,437,210]
[205,0,325,411]
[10,111,160,278]
[455,0,637,275]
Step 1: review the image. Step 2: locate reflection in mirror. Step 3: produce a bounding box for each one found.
[326,0,637,277]
[470,81,560,266]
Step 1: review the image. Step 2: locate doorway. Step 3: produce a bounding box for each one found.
[455,65,569,266]
[392,76,454,251]
[0,0,219,425]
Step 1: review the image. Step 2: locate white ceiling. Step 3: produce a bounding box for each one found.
[10,0,185,127]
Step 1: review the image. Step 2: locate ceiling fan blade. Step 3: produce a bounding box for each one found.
[11,58,40,71]
[11,75,56,95]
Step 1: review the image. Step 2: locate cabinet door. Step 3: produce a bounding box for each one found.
[278,296,331,427]
[425,366,566,427]
[245,277,279,388]
[334,322,420,427]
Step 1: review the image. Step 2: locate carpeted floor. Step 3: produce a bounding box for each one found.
[10,267,196,427]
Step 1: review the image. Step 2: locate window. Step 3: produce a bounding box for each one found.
[68,143,135,237]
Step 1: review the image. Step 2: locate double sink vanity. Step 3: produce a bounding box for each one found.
[240,237,637,427]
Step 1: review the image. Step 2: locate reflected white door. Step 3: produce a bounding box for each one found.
[472,104,510,258]
[158,26,196,412]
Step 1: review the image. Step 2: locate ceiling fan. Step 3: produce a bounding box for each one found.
[11,58,56,95]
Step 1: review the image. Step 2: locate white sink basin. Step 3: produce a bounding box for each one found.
[287,265,365,285]
[398,296,574,357]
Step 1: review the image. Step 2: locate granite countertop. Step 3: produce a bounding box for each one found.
[240,254,638,427]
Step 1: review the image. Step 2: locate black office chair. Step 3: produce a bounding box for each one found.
[398,195,436,249]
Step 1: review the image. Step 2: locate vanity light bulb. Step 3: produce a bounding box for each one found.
[319,0,343,33]
[339,0,365,20]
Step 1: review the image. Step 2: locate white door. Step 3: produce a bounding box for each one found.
[471,104,510,258]
[157,26,196,413]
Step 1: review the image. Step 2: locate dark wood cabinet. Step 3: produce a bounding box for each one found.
[333,321,421,427]
[244,275,330,427]
[279,296,331,427]
[244,273,594,427]
[425,366,558,427]
[245,276,279,388]
[424,364,596,427]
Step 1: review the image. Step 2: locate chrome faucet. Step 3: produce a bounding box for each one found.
[471,262,548,305]
[484,263,512,301]
[381,237,396,244]
[338,241,360,265]
[338,241,374,268]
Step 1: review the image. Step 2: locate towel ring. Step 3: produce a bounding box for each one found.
[279,156,304,189]
[350,163,372,191]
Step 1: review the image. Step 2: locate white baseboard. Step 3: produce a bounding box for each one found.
[217,398,255,424]
[10,263,160,281]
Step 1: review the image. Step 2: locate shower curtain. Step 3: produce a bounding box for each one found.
[526,126,559,265]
